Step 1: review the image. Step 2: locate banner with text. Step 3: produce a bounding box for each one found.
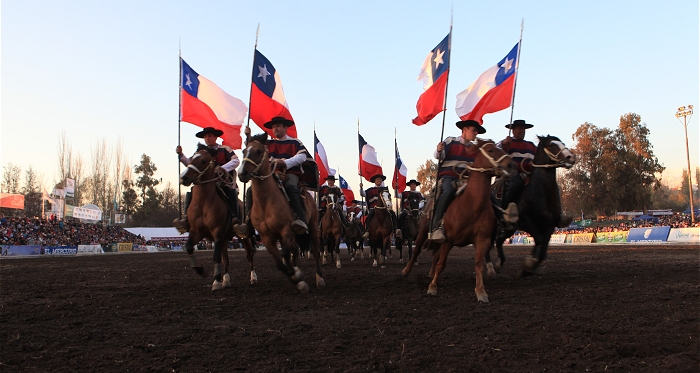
[596,231,629,243]
[43,246,78,255]
[73,206,102,221]
[626,226,671,242]
[1,245,41,256]
[0,194,25,209]
[666,228,700,243]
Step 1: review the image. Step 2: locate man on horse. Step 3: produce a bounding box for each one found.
[398,179,424,228]
[347,199,364,223]
[359,174,401,240]
[430,119,485,243]
[243,116,312,234]
[318,174,347,227]
[174,127,240,233]
[497,119,572,228]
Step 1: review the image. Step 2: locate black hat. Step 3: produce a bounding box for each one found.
[456,120,486,134]
[195,127,224,138]
[263,116,295,129]
[351,199,360,204]
[370,174,386,182]
[325,175,337,181]
[407,179,420,186]
[505,119,534,129]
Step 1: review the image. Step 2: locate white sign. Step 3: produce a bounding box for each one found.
[73,206,102,221]
[50,199,64,218]
[550,234,567,244]
[78,245,104,254]
[114,213,126,224]
[53,188,66,198]
[65,178,75,197]
[666,228,700,243]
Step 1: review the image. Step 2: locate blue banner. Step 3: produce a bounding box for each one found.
[1,245,42,256]
[43,246,78,255]
[626,226,671,242]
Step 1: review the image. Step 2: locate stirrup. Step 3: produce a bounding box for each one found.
[395,229,403,240]
[362,231,369,240]
[291,219,308,235]
[173,218,189,234]
[503,202,519,223]
[428,227,445,243]
[234,223,249,238]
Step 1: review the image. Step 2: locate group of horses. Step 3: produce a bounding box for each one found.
[178,134,575,302]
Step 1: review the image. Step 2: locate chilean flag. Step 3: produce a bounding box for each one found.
[413,33,450,126]
[358,133,383,182]
[455,42,520,124]
[338,175,355,207]
[250,49,297,138]
[314,131,335,181]
[180,59,248,149]
[392,139,407,193]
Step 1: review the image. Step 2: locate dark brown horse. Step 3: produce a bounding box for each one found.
[345,209,365,261]
[179,145,257,291]
[395,193,422,264]
[238,134,325,292]
[487,135,576,278]
[367,189,393,268]
[402,139,517,302]
[320,193,343,268]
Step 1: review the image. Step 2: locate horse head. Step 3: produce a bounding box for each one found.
[377,189,392,210]
[535,135,576,169]
[179,144,217,186]
[407,193,422,218]
[326,193,337,212]
[238,133,271,183]
[470,139,518,178]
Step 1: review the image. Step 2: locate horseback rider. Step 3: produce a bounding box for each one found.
[498,119,572,228]
[398,179,425,228]
[347,199,364,223]
[243,117,311,235]
[430,119,485,243]
[318,175,348,227]
[360,174,402,240]
[174,127,240,233]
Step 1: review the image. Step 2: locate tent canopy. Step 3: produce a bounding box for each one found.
[124,227,188,240]
[632,214,659,222]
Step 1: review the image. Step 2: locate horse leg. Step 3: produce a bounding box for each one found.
[211,239,225,291]
[221,241,231,288]
[474,236,491,302]
[519,233,551,278]
[396,237,403,264]
[308,225,325,289]
[401,225,428,277]
[242,237,258,285]
[380,236,390,268]
[429,248,440,279]
[335,234,341,269]
[427,243,451,296]
[185,235,205,277]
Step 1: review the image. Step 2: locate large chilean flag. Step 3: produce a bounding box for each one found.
[314,131,335,181]
[338,175,355,207]
[358,133,383,182]
[455,42,520,124]
[412,33,450,126]
[180,59,248,149]
[250,49,296,138]
[392,139,407,193]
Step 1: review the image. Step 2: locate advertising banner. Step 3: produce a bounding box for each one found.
[550,234,567,244]
[510,235,534,245]
[0,193,25,209]
[73,206,102,221]
[43,246,78,255]
[1,245,41,256]
[626,226,671,242]
[132,244,147,252]
[53,188,66,198]
[78,245,104,254]
[65,178,75,197]
[666,228,700,243]
[596,231,629,243]
[114,213,126,224]
[570,233,595,244]
[117,243,133,252]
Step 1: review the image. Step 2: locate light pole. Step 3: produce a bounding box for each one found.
[676,105,695,223]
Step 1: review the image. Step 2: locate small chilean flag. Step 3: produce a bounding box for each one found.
[455,42,519,124]
[358,133,383,182]
[180,59,248,149]
[338,175,355,207]
[392,139,407,193]
[413,33,450,126]
[250,49,297,138]
[314,131,335,181]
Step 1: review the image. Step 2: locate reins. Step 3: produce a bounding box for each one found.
[532,143,570,168]
[241,145,278,180]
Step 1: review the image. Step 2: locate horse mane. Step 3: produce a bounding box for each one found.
[249,133,268,146]
[196,143,218,158]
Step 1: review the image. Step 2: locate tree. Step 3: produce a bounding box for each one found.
[22,166,43,218]
[416,159,437,198]
[134,154,160,205]
[2,163,22,194]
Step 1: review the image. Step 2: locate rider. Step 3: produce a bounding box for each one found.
[243,117,311,235]
[173,127,240,233]
[347,199,364,224]
[430,119,484,243]
[318,174,347,227]
[498,119,572,228]
[360,174,402,240]
[398,179,425,228]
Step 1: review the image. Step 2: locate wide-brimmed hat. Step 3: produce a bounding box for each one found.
[351,199,361,204]
[407,179,420,186]
[263,116,295,129]
[196,127,224,138]
[370,174,386,182]
[456,120,486,134]
[505,119,534,129]
[325,175,337,181]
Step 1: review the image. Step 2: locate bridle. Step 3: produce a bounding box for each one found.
[458,141,509,176]
[532,140,572,169]
[185,152,226,185]
[241,143,278,180]
[373,190,392,210]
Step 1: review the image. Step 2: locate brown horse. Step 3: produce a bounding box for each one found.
[401,139,517,302]
[238,133,325,292]
[367,189,393,268]
[395,193,422,264]
[178,145,257,291]
[345,210,365,260]
[320,193,343,268]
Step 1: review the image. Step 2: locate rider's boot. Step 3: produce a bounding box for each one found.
[362,213,373,240]
[289,194,308,235]
[173,192,192,234]
[429,187,452,243]
[224,187,241,225]
[503,202,519,223]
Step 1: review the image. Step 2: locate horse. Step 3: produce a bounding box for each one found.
[367,189,394,268]
[486,135,576,278]
[401,139,518,302]
[178,145,257,291]
[237,133,325,292]
[395,193,422,264]
[320,193,343,268]
[345,210,365,261]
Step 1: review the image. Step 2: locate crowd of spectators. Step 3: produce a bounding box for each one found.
[0,214,147,246]
[557,213,700,234]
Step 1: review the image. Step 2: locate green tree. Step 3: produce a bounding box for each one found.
[134,154,160,206]
[22,166,43,218]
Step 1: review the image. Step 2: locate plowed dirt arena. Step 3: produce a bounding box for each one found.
[1,244,698,372]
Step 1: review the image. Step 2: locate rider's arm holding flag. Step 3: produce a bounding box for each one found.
[176,146,191,166]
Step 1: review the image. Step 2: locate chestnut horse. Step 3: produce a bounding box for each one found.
[487,135,576,278]
[345,210,365,261]
[367,189,393,268]
[238,134,325,292]
[179,145,257,291]
[395,193,422,264]
[401,139,518,302]
[320,193,343,268]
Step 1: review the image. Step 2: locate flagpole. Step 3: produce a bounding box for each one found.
[314,122,320,208]
[178,41,182,218]
[394,128,399,216]
[357,119,366,218]
[242,24,260,225]
[508,18,524,135]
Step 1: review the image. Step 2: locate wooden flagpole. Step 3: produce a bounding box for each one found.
[178,40,183,218]
[357,119,366,216]
[242,24,260,224]
[508,19,524,136]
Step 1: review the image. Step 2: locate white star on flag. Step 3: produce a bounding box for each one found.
[257,64,271,83]
[433,49,445,69]
[185,74,193,89]
[502,57,513,72]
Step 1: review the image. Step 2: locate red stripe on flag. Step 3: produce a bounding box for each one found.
[181,90,242,149]
[459,74,515,123]
[412,71,448,126]
[249,84,297,138]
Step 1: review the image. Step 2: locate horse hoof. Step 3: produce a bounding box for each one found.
[350,257,355,262]
[250,271,258,285]
[316,274,326,289]
[336,260,341,269]
[292,267,303,281]
[427,286,438,296]
[222,274,231,288]
[476,293,489,303]
[297,281,310,293]
[372,259,377,267]
[212,280,223,291]
[486,263,496,277]
[192,266,205,277]
[401,268,410,277]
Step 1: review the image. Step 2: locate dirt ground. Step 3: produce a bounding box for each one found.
[1,243,698,372]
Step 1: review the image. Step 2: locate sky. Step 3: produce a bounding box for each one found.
[1,0,698,202]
